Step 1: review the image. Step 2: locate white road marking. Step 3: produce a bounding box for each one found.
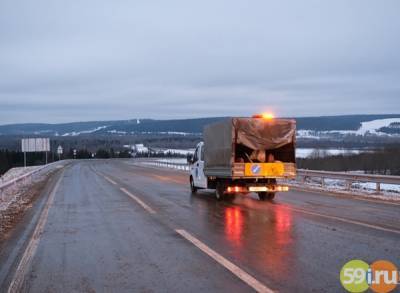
[288,206,400,235]
[175,229,274,293]
[120,187,156,214]
[104,176,117,185]
[8,172,64,293]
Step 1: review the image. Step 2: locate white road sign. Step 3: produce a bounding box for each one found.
[21,138,50,152]
[57,145,63,155]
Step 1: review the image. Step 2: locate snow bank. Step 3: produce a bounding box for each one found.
[0,161,68,212]
[285,177,400,201]
[0,166,41,184]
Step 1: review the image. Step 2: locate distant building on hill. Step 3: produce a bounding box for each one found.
[124,144,149,156]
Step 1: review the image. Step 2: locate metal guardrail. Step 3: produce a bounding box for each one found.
[149,161,190,171]
[297,169,400,193]
[143,160,400,194]
[0,160,67,200]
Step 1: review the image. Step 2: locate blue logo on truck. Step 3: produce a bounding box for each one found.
[251,164,261,174]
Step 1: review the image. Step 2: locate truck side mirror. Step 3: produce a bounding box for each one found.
[187,154,194,164]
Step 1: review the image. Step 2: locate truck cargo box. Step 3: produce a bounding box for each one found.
[203,117,296,178]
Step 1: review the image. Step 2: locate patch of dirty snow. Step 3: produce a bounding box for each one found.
[285,177,400,201]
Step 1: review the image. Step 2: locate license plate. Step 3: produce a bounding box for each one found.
[248,186,268,192]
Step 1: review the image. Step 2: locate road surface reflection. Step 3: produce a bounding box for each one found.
[221,199,295,280]
[224,207,244,247]
[191,191,296,282]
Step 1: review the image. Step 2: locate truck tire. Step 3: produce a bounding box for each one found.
[258,192,275,201]
[215,182,225,200]
[190,176,197,194]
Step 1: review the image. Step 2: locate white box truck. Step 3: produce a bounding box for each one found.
[188,116,296,200]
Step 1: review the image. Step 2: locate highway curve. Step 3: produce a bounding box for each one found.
[0,160,399,292]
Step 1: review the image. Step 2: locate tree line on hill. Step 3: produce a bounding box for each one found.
[2,145,400,177]
[0,135,201,152]
[0,148,187,176]
[0,148,131,175]
[1,114,400,135]
[297,146,400,175]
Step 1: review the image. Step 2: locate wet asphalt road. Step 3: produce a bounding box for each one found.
[1,160,399,292]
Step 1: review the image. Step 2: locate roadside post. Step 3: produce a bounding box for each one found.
[57,145,63,160]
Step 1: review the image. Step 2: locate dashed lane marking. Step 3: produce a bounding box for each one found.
[175,229,274,293]
[120,187,156,214]
[104,176,117,185]
[101,173,156,214]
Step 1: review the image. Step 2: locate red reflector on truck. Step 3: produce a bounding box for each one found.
[226,186,246,193]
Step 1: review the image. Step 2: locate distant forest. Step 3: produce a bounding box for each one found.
[297,146,400,175]
[2,145,400,177]
[1,114,400,136]
[0,148,186,176]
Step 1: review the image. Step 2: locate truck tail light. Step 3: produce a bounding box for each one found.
[226,186,246,193]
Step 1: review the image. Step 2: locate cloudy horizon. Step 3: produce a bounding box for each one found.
[1,0,399,124]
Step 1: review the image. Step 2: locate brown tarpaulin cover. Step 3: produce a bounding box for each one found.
[204,118,296,168]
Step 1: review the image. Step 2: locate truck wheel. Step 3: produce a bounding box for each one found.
[190,177,197,194]
[258,192,275,201]
[215,183,225,200]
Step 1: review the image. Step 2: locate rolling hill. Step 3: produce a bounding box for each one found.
[0,114,400,137]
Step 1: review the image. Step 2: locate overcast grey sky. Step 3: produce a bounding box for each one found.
[0,0,399,124]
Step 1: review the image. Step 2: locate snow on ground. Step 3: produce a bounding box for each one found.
[296,130,321,139]
[161,149,195,155]
[0,166,41,185]
[286,177,400,201]
[158,132,198,136]
[107,130,127,135]
[155,147,362,159]
[62,126,107,136]
[355,182,400,193]
[296,148,364,158]
[296,129,357,139]
[356,118,400,135]
[33,130,53,135]
[0,162,67,212]
[297,118,400,139]
[0,162,68,237]
[156,158,188,164]
[149,147,365,159]
[137,131,201,136]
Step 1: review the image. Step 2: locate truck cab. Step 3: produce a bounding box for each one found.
[189,142,207,191]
